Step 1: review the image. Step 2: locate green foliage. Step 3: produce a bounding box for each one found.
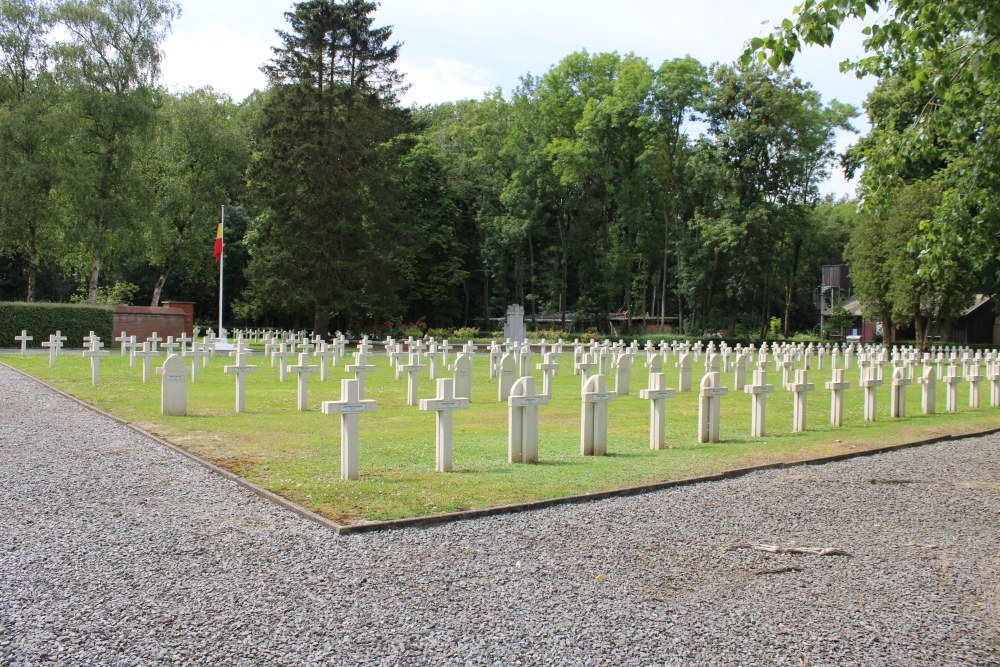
[746,0,1000,298]
[69,280,137,305]
[244,0,411,335]
[823,305,855,337]
[0,300,112,347]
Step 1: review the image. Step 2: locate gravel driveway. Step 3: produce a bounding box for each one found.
[1,363,998,666]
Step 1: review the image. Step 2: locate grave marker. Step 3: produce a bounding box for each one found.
[508,376,548,464]
[825,368,851,426]
[788,369,815,432]
[889,366,911,418]
[419,377,470,472]
[322,379,377,481]
[697,372,728,443]
[223,352,258,413]
[156,354,188,416]
[450,352,473,400]
[398,353,428,406]
[639,372,676,450]
[288,352,319,411]
[580,374,616,456]
[745,369,774,437]
[14,330,32,355]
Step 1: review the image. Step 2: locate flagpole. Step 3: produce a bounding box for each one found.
[218,205,224,339]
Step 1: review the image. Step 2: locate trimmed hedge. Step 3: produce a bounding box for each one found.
[0,302,113,349]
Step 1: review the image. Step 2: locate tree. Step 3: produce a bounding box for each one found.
[646,57,708,329]
[246,0,410,335]
[692,62,854,336]
[745,0,1000,300]
[0,0,62,301]
[55,0,179,303]
[140,88,248,306]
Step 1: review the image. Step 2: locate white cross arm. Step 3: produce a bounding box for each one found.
[583,391,618,403]
[509,394,549,408]
[419,398,470,411]
[322,400,377,415]
[639,388,676,400]
[225,365,258,374]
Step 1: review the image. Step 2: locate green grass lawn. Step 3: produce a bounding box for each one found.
[5,348,999,523]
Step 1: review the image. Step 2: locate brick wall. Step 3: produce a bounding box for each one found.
[112,306,187,343]
[161,301,195,336]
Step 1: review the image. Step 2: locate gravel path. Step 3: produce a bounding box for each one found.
[1,363,998,666]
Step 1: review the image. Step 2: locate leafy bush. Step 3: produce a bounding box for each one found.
[69,281,139,306]
[451,326,480,340]
[0,302,113,349]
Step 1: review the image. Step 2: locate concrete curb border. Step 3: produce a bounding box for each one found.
[5,360,999,536]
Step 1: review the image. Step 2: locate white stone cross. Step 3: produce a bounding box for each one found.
[426,344,444,380]
[345,352,376,399]
[942,364,960,412]
[275,344,298,382]
[82,340,109,385]
[508,376,549,464]
[134,342,159,384]
[966,363,984,409]
[497,352,517,401]
[575,352,598,390]
[314,343,338,381]
[987,362,1000,408]
[398,352,428,406]
[825,368,851,426]
[162,336,179,357]
[288,352,319,411]
[185,342,206,382]
[676,352,693,393]
[156,354,188,416]
[697,371,728,443]
[859,362,883,421]
[787,369,815,433]
[745,369,775,437]
[224,351,258,413]
[419,377,470,472]
[177,332,192,354]
[581,374,617,456]
[639,372,676,450]
[114,331,128,355]
[613,352,634,396]
[889,366,911,418]
[535,353,559,399]
[14,329,34,355]
[917,365,937,414]
[146,332,162,353]
[322,379,377,481]
[40,334,61,368]
[450,352,473,400]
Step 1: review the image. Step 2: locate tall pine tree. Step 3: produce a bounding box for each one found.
[246,0,411,335]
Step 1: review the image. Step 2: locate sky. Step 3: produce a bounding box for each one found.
[158,0,881,198]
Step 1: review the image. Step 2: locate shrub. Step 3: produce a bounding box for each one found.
[0,302,113,349]
[452,326,480,340]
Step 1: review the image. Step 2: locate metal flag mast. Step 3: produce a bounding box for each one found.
[218,205,225,338]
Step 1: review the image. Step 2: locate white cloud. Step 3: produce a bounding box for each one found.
[160,25,270,101]
[398,58,496,106]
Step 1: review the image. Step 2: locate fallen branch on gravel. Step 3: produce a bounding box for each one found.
[753,566,803,575]
[726,544,852,557]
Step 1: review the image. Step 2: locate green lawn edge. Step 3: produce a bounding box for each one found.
[5,350,1000,524]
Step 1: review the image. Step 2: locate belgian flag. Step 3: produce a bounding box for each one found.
[213,223,223,263]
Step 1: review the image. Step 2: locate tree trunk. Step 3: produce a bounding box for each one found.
[151,227,188,307]
[87,219,105,304]
[313,307,329,339]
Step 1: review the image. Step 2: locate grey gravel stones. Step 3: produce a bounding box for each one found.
[1,363,998,666]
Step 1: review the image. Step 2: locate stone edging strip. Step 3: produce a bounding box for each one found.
[5,360,999,536]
